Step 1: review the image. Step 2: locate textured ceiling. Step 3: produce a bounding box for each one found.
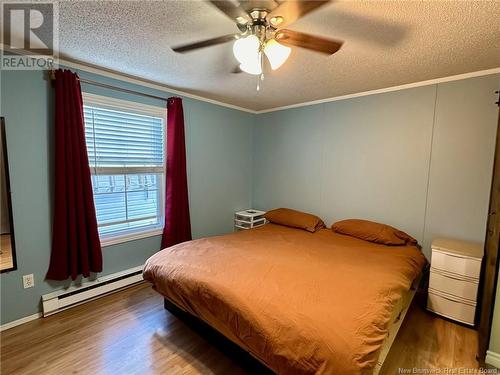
[54,0,500,111]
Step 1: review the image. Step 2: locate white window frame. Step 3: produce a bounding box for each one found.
[82,93,167,247]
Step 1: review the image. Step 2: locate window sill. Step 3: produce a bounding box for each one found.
[100,228,163,247]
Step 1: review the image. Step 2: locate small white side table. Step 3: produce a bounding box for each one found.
[427,238,483,325]
[234,209,267,231]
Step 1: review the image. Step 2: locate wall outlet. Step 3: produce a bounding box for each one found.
[22,274,34,289]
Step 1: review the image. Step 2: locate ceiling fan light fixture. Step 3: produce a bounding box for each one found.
[235,16,247,24]
[233,34,260,64]
[264,38,291,70]
[270,16,284,26]
[239,51,262,75]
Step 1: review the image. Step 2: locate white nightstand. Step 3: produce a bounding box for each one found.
[427,238,483,325]
[234,209,267,231]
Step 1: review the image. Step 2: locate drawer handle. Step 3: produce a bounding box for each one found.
[435,252,479,260]
[430,291,474,305]
[433,272,476,282]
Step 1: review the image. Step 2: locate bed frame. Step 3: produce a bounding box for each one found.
[163,273,423,375]
[163,298,273,374]
[373,274,422,374]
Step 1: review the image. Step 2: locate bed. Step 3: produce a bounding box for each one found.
[143,223,426,375]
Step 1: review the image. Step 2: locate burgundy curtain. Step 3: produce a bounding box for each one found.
[46,69,102,280]
[161,97,192,248]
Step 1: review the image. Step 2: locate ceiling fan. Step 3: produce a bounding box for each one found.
[171,0,343,80]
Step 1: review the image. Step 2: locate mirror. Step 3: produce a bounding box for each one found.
[0,117,17,272]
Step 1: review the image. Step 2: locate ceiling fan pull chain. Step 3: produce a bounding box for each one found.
[257,51,264,91]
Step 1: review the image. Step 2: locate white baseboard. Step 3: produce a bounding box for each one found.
[1,267,146,332]
[486,350,500,369]
[0,312,42,332]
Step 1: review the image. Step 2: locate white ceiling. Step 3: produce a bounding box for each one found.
[56,0,500,111]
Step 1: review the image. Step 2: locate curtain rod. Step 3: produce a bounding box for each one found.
[49,70,170,102]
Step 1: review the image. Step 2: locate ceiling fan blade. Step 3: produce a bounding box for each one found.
[275,29,343,54]
[209,1,251,26]
[172,34,237,53]
[268,0,330,28]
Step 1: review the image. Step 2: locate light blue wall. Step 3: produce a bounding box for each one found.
[0,68,254,324]
[253,75,499,259]
[422,77,499,253]
[1,68,498,329]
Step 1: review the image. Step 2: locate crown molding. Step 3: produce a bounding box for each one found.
[1,45,498,115]
[256,67,500,114]
[60,57,258,114]
[0,44,258,114]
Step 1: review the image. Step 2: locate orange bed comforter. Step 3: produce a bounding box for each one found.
[143,224,426,375]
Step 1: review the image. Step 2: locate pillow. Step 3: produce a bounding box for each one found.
[264,208,325,233]
[331,219,417,246]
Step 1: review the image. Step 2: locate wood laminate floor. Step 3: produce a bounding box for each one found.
[0,283,482,375]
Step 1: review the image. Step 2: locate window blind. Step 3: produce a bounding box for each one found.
[84,105,164,171]
[83,103,165,239]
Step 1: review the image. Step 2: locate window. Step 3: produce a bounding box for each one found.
[83,94,166,245]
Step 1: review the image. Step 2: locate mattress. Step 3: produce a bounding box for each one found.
[143,224,426,375]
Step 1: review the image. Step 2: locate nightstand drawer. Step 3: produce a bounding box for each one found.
[235,213,265,222]
[235,218,265,229]
[234,209,267,231]
[427,289,476,325]
[429,269,479,301]
[431,250,481,279]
